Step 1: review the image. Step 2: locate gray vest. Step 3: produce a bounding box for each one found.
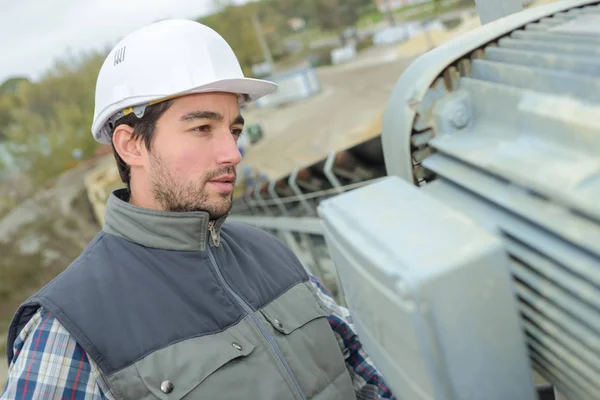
[7,189,356,400]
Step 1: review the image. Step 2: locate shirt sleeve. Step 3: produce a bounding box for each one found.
[308,274,397,400]
[1,308,112,400]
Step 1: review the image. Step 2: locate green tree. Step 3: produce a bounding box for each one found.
[3,51,105,184]
[199,2,269,75]
[307,0,373,43]
[0,77,29,95]
[264,0,315,22]
[0,93,20,141]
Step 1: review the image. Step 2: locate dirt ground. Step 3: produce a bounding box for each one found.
[242,50,413,180]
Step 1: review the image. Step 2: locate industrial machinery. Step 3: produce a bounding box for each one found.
[231,0,600,398]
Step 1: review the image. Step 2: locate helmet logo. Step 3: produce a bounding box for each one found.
[114,46,126,66]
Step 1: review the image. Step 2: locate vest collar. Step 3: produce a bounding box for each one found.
[102,189,226,251]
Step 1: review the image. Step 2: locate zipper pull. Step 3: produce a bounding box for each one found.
[208,221,220,247]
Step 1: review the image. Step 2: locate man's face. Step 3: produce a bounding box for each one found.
[145,92,244,218]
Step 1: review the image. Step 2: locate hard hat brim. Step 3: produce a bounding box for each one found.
[201,77,279,103]
[92,77,278,145]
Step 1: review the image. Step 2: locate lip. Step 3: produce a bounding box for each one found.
[209,175,235,191]
[210,175,236,183]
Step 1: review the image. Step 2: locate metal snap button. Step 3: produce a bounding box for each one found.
[232,342,243,351]
[160,380,174,394]
[273,319,283,329]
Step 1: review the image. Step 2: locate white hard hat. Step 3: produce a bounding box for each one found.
[91,19,278,145]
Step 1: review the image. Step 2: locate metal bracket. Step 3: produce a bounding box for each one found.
[268,180,288,216]
[243,189,259,215]
[254,184,272,215]
[324,151,344,194]
[289,168,316,215]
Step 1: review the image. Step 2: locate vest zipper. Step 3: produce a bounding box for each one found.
[208,220,221,247]
[206,222,307,400]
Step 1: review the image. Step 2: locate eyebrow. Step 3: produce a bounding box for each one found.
[180,111,245,126]
[232,115,245,126]
[180,111,222,122]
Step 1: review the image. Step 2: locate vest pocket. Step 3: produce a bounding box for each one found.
[259,282,329,335]
[257,282,354,398]
[135,326,255,399]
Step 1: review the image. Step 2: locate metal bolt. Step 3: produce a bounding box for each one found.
[451,104,470,129]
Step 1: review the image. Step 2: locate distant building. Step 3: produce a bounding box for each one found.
[372,0,430,12]
[252,62,273,78]
[287,17,306,31]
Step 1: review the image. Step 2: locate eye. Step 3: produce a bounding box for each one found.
[193,125,211,133]
[231,127,243,137]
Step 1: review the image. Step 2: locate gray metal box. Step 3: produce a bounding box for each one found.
[318,176,536,400]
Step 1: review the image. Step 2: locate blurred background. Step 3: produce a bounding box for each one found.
[0,0,556,385]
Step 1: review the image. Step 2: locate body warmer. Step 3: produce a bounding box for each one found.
[7,189,356,400]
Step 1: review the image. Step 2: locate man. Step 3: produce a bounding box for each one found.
[2,19,396,399]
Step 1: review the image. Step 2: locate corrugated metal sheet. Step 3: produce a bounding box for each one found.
[416,3,600,399]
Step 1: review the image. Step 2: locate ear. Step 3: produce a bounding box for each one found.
[112,124,145,167]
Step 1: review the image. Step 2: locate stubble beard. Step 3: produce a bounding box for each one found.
[149,152,235,219]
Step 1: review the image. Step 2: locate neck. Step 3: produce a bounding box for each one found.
[128,180,162,211]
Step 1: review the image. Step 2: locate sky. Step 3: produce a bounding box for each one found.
[0,0,251,83]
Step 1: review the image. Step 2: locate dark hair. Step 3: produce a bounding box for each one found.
[110,100,173,190]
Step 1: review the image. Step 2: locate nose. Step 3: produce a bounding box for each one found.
[214,128,243,166]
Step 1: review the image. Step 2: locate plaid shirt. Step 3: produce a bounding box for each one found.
[1,275,396,400]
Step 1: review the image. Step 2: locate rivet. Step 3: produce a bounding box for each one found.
[160,380,174,394]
